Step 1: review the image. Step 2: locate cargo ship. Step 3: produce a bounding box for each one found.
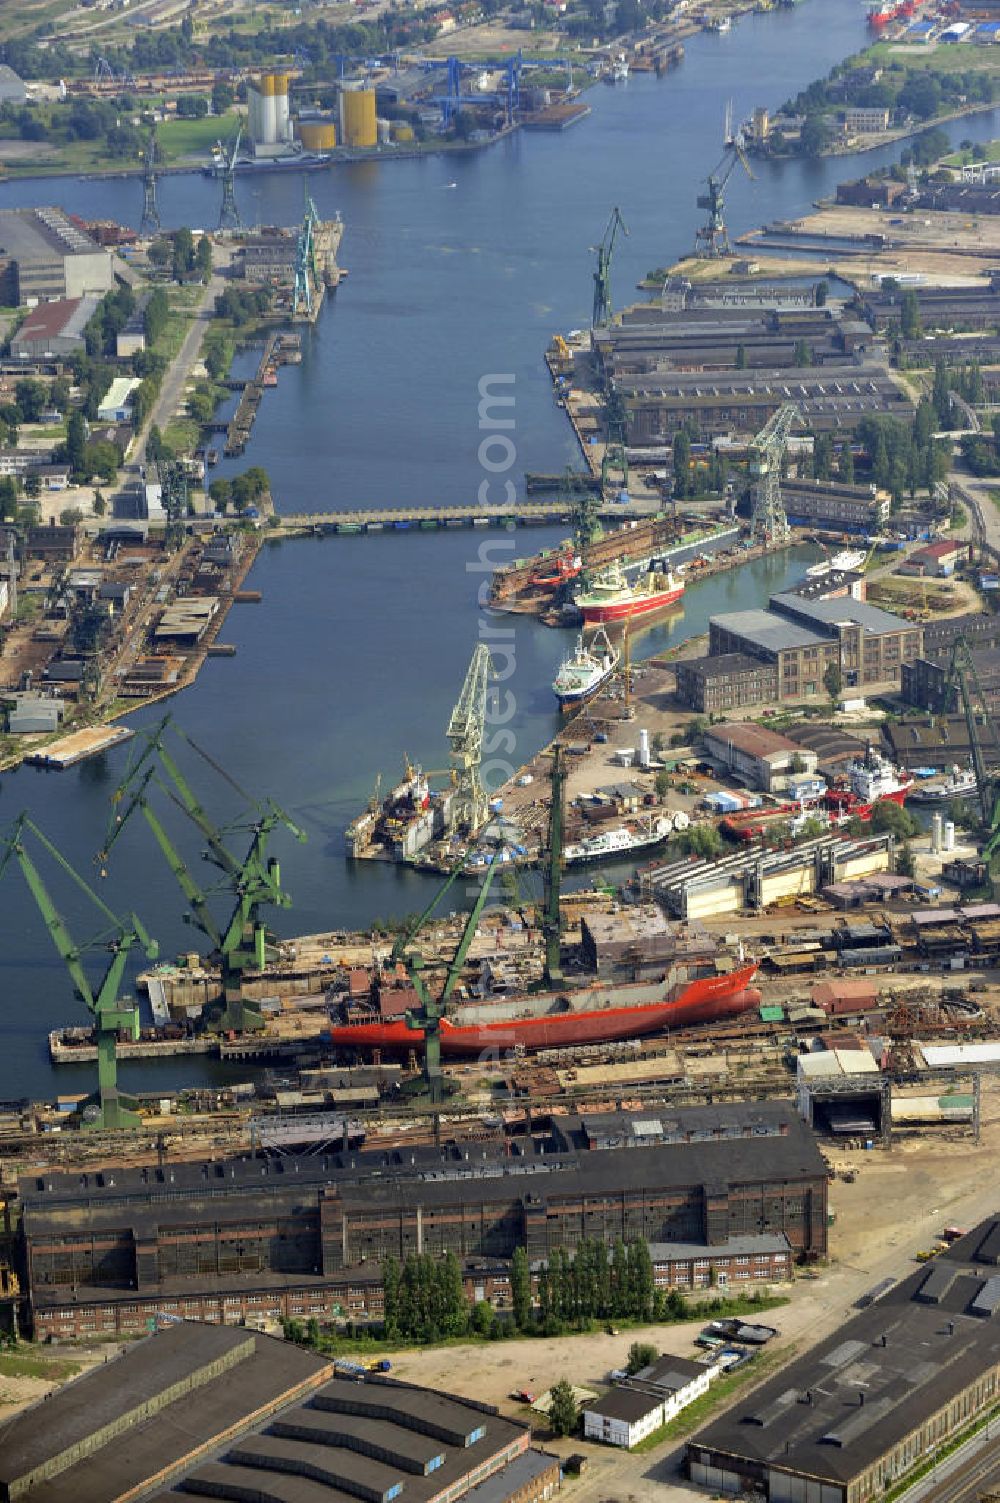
[825,744,914,820]
[324,960,761,1057]
[576,560,684,624]
[553,628,619,708]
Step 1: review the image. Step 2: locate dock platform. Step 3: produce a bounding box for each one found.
[26,724,134,769]
[224,333,302,456]
[278,497,663,535]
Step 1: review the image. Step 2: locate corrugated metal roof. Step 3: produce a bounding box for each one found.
[919,1042,1000,1067]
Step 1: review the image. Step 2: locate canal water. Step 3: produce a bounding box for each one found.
[2,0,997,1098]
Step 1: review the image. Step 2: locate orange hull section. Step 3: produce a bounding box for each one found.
[326,964,760,1058]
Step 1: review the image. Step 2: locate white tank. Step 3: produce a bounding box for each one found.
[671,810,690,831]
[277,92,291,142]
[931,812,942,854]
[639,728,650,769]
[263,89,277,145]
[944,821,956,852]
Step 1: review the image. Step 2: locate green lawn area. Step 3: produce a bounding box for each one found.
[0,0,73,44]
[150,289,207,367]
[869,39,1000,72]
[0,1350,81,1382]
[163,417,202,454]
[943,138,1000,166]
[157,113,241,163]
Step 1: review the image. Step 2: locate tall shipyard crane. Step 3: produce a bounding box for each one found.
[99,717,306,1032]
[694,108,754,259]
[0,815,158,1130]
[447,643,495,833]
[944,635,1000,886]
[592,206,628,330]
[140,131,161,235]
[217,127,243,231]
[749,403,802,546]
[292,195,321,317]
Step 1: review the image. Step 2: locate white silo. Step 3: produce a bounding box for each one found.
[273,73,291,142]
[931,812,942,854]
[639,728,650,769]
[944,820,956,852]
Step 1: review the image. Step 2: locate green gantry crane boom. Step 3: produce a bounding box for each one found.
[447,644,494,833]
[0,815,158,1130]
[404,857,500,1104]
[100,716,306,1030]
[592,206,628,330]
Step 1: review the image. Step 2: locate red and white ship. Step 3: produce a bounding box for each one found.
[868,0,915,29]
[576,560,684,624]
[824,743,914,821]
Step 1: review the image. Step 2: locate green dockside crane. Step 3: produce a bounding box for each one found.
[591,206,628,330]
[0,815,158,1130]
[944,635,1000,891]
[99,716,306,1032]
[404,856,500,1104]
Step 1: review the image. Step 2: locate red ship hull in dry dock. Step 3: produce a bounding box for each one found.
[325,963,761,1058]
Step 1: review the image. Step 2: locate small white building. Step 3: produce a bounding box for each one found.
[97,376,140,424]
[584,1355,712,1449]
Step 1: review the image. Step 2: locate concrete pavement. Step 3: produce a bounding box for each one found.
[129,261,228,473]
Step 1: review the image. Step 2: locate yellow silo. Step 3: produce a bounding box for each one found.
[341,88,377,148]
[298,120,336,151]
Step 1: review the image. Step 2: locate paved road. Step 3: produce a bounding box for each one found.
[130,265,227,473]
[951,469,1000,557]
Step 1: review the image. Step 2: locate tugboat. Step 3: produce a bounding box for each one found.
[552,628,620,709]
[825,743,914,821]
[531,552,583,590]
[908,765,978,804]
[575,560,684,624]
[563,814,672,864]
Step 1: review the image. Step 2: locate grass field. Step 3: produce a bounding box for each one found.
[943,138,1000,166]
[157,113,242,163]
[869,39,1000,72]
[0,1350,81,1382]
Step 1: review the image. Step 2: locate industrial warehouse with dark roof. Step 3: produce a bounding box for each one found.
[0,1322,559,1503]
[687,1214,1000,1503]
[17,1103,828,1340]
[0,208,115,303]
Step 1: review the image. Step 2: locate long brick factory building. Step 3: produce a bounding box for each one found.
[18,1103,827,1339]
